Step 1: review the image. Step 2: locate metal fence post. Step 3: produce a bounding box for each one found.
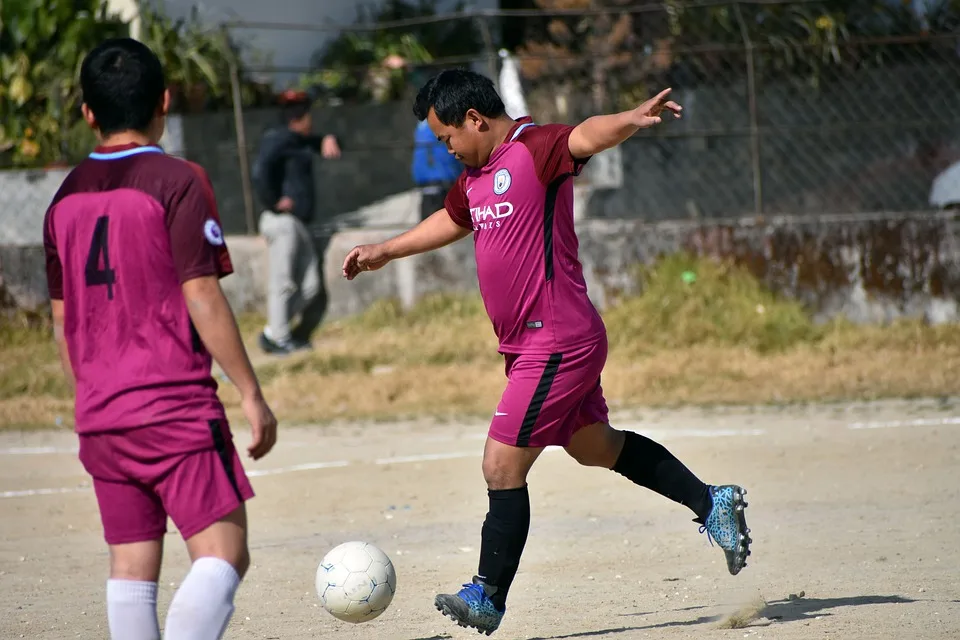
[474,14,499,83]
[223,25,257,235]
[733,2,763,215]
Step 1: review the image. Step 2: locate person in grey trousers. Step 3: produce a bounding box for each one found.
[252,90,341,355]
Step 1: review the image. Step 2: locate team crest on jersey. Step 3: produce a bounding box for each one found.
[204,219,225,246]
[493,168,512,195]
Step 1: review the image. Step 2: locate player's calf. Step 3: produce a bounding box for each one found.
[106,578,161,640]
[164,506,250,640]
[106,539,164,640]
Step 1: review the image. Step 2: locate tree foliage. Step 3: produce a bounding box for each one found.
[0,0,267,169]
[512,0,960,118]
[304,0,483,104]
[0,0,126,168]
[665,0,960,89]
[137,3,273,113]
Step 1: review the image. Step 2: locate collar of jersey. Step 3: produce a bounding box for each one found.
[484,116,535,168]
[89,143,164,160]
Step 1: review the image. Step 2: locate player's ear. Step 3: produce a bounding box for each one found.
[464,109,484,131]
[81,103,98,132]
[160,89,171,117]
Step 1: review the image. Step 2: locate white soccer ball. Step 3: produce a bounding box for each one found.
[315,541,397,623]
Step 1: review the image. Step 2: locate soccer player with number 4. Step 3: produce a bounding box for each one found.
[343,69,752,636]
[43,38,277,639]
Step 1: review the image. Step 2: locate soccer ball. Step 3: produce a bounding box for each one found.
[316,541,397,623]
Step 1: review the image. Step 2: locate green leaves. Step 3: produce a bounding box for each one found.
[138,2,235,109]
[0,0,125,168]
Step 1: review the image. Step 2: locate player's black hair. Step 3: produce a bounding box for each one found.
[413,68,506,126]
[281,101,311,124]
[279,89,312,124]
[80,38,166,136]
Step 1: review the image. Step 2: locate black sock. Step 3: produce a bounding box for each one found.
[476,486,530,611]
[612,431,713,523]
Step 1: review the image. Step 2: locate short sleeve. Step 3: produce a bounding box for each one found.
[43,210,63,300]
[519,124,590,185]
[166,164,234,283]
[443,172,473,230]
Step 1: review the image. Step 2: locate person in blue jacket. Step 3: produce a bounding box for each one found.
[412,118,463,220]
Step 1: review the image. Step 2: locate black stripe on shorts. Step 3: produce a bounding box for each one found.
[208,419,242,501]
[516,353,563,448]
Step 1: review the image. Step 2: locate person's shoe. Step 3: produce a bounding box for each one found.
[258,331,311,355]
[697,484,752,576]
[435,576,504,636]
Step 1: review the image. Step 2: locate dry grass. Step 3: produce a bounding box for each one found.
[3,255,960,430]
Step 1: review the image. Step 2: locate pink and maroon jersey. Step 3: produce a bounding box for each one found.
[43,143,233,434]
[444,118,606,355]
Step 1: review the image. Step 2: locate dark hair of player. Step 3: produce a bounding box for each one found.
[281,101,311,124]
[413,68,506,126]
[279,89,311,124]
[80,38,166,136]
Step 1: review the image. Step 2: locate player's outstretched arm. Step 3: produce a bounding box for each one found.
[342,208,471,280]
[567,88,682,159]
[182,275,277,460]
[50,300,75,394]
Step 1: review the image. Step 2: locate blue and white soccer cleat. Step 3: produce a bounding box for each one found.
[699,484,752,575]
[435,577,505,636]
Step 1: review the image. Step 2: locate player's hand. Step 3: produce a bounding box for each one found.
[630,88,682,128]
[242,392,277,460]
[321,135,341,159]
[275,196,295,213]
[342,244,391,280]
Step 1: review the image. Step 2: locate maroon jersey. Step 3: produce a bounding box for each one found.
[444,118,606,355]
[44,143,233,434]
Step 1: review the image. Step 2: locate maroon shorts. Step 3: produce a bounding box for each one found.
[78,420,254,545]
[489,338,609,448]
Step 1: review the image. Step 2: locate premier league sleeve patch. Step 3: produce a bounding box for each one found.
[204,219,225,246]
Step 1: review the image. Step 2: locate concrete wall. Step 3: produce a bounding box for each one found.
[183,102,421,236]
[4,196,957,326]
[0,168,71,247]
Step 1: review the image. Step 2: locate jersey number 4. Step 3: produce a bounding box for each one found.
[85,215,116,300]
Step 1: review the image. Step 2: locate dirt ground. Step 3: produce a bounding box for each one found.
[2,399,959,639]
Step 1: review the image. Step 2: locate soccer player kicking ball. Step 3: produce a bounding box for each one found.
[43,38,277,640]
[342,69,750,636]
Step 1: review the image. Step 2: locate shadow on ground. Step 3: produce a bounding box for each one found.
[524,594,914,639]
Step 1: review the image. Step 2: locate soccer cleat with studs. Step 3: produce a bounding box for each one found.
[435,576,504,636]
[697,484,752,575]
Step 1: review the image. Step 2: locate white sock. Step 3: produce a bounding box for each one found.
[163,557,241,640]
[106,579,160,640]
[263,326,292,346]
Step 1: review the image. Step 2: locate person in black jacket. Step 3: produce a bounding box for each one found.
[252,90,340,354]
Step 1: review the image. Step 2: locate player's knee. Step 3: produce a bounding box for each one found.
[566,445,601,467]
[195,544,250,579]
[482,458,528,490]
[109,541,163,582]
[566,426,624,469]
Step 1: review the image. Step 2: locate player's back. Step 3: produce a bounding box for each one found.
[44,144,231,433]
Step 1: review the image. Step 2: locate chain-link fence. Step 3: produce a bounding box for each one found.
[6,1,957,241]
[208,1,960,234]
